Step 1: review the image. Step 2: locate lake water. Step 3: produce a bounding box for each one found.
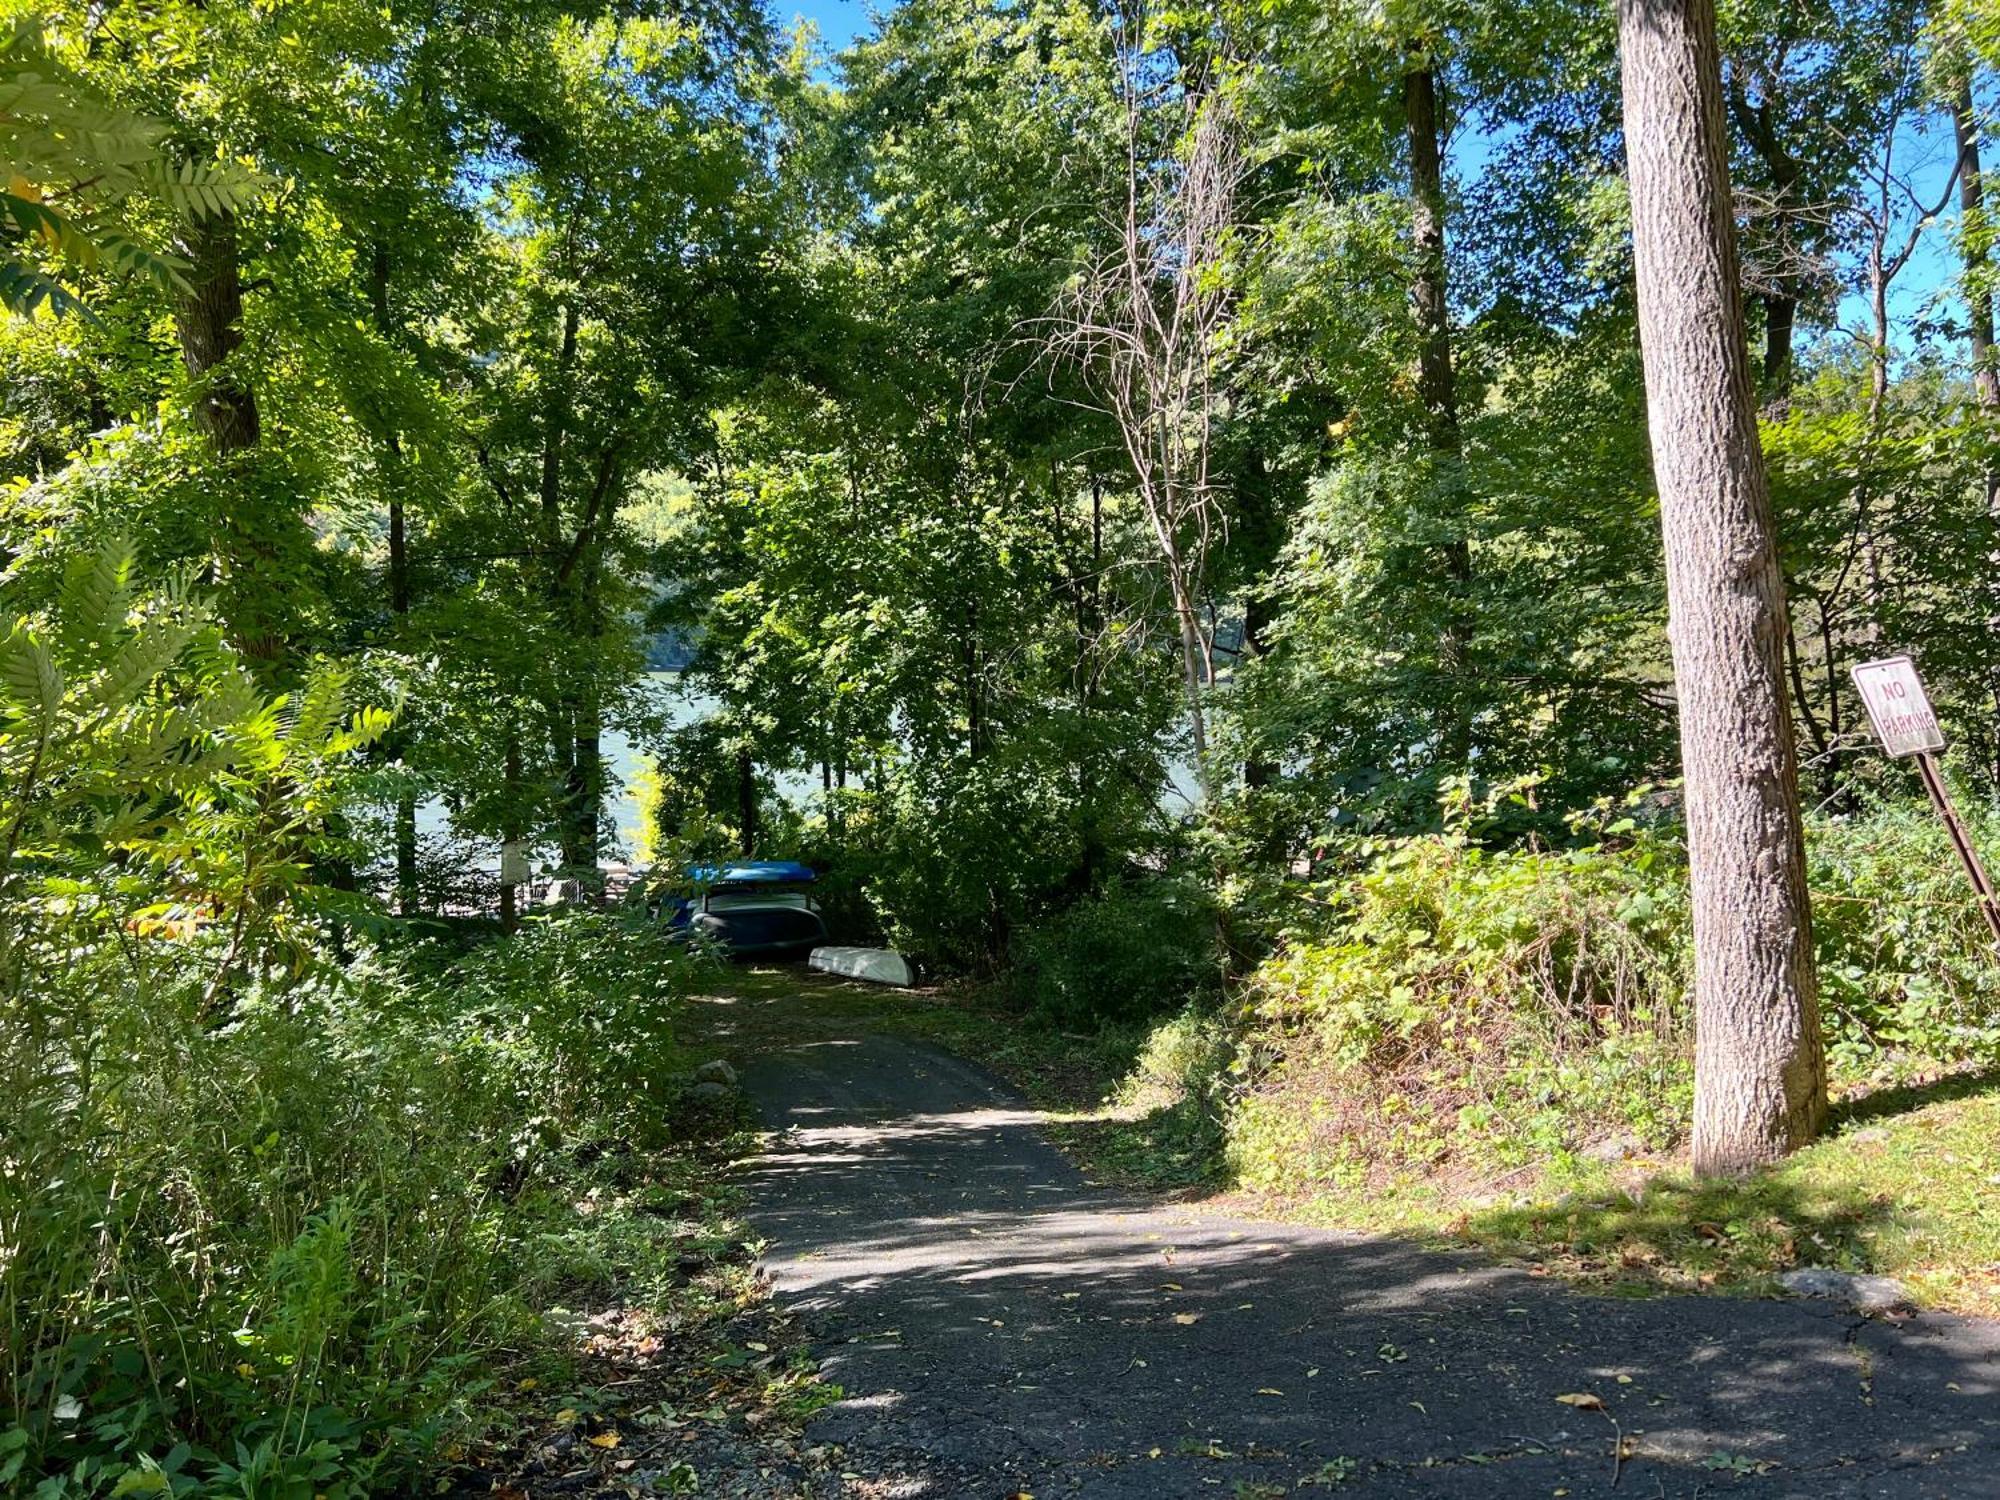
[415,673,699,867]
[418,671,1198,873]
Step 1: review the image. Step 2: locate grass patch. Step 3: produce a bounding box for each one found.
[1460,1075,2000,1313]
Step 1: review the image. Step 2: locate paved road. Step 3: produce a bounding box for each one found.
[739,1030,2000,1498]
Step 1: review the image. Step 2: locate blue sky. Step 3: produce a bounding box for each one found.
[779,0,873,52]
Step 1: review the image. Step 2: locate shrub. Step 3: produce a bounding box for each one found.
[0,551,703,1494]
[1,914,698,1498]
[1806,793,2000,1068]
[1223,789,2000,1201]
[1230,826,1691,1193]
[1010,878,1226,1030]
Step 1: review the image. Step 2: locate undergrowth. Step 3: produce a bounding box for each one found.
[1,914,720,1497]
[987,780,2000,1308]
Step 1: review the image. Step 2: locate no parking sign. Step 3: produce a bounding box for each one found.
[1849,653,2000,944]
[1850,655,1946,758]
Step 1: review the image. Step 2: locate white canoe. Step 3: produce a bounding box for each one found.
[809,945,914,987]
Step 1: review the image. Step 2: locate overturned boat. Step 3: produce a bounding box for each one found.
[809,945,914,987]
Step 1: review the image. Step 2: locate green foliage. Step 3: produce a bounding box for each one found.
[0,19,260,318]
[1229,798,1693,1193]
[1223,790,2000,1200]
[1010,878,1227,1029]
[1807,791,2000,1067]
[0,549,702,1494]
[2,914,699,1498]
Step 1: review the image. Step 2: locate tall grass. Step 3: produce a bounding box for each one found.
[0,914,692,1498]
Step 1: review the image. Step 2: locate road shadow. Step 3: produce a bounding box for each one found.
[737,1030,2000,1499]
[1833,1065,2000,1127]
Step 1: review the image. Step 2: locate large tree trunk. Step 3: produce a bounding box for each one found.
[566,694,602,882]
[371,239,420,913]
[1762,293,1796,398]
[1403,63,1475,767]
[1237,450,1281,795]
[541,302,579,556]
[500,726,523,934]
[1957,78,2000,785]
[1619,0,1825,1174]
[175,214,260,453]
[540,300,601,892]
[174,213,282,665]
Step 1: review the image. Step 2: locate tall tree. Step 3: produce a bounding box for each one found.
[1402,54,1474,765]
[1618,0,1825,1173]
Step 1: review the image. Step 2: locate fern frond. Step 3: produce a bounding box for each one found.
[56,541,137,666]
[0,627,63,722]
[137,158,266,221]
[76,614,205,721]
[0,258,89,320]
[283,671,346,762]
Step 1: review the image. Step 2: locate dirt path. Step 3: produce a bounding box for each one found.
[708,974,1999,1498]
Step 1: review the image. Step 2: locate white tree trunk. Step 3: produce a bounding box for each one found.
[1618,0,1826,1173]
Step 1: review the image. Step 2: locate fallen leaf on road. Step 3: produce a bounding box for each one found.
[1258,1388,1284,1396]
[1172,1312,1202,1325]
[1555,1393,1604,1411]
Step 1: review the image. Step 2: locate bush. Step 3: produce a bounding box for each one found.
[1222,789,2000,1202]
[1229,826,1691,1193]
[0,552,704,1494]
[1807,793,2000,1067]
[1009,878,1226,1030]
[1,913,698,1498]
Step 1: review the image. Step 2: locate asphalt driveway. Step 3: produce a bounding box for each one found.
[738,1026,1999,1498]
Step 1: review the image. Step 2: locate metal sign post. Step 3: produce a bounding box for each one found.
[1850,655,2000,945]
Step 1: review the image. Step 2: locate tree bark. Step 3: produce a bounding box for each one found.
[501,726,523,933]
[371,239,420,912]
[541,302,579,558]
[1762,293,1796,398]
[175,212,284,665]
[1238,450,1280,795]
[1619,0,1825,1174]
[566,694,602,884]
[1404,63,1475,766]
[174,214,260,453]
[1957,77,2000,785]
[1957,78,1998,424]
[737,747,757,857]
